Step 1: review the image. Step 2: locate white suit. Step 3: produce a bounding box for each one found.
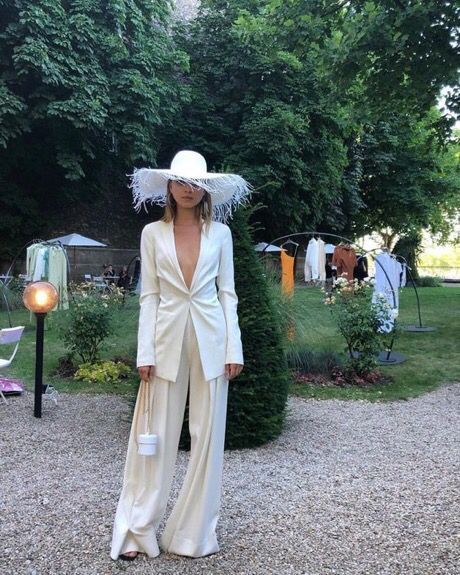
[111,219,244,559]
[136,219,244,379]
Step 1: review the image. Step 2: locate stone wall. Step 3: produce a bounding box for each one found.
[11,247,140,283]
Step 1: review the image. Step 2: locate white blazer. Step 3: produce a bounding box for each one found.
[136,219,244,382]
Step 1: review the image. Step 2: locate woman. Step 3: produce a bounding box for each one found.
[111,150,251,561]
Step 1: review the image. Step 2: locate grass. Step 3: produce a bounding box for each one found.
[0,295,141,396]
[288,286,460,401]
[1,287,458,402]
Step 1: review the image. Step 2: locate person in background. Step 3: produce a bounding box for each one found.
[117,266,131,291]
[103,264,116,284]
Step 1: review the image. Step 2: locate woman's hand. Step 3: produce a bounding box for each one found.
[138,365,155,382]
[225,363,243,380]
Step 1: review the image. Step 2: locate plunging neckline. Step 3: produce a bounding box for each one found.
[172,220,204,291]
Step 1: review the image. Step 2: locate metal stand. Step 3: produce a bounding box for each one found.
[349,350,407,365]
[398,263,436,332]
[377,351,407,365]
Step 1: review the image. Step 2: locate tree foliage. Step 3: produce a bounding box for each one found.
[0,0,188,258]
[1,0,458,257]
[162,0,459,242]
[180,207,290,450]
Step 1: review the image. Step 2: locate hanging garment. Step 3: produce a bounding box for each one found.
[317,239,326,282]
[354,255,368,282]
[48,246,69,310]
[399,262,407,287]
[33,247,47,281]
[26,243,69,311]
[111,312,229,559]
[281,250,295,296]
[26,244,40,281]
[374,252,400,309]
[304,238,318,281]
[331,245,357,281]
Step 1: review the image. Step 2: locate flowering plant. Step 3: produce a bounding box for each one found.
[61,282,124,364]
[324,279,395,375]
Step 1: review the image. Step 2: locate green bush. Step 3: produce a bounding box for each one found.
[326,278,395,375]
[286,348,342,377]
[75,360,131,384]
[415,276,443,287]
[226,208,291,448]
[60,282,123,364]
[180,207,291,450]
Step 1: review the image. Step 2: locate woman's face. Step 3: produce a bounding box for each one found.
[169,180,205,210]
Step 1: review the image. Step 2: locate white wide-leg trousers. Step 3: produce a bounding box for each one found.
[110,313,229,559]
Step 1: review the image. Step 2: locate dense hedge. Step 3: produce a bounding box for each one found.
[180,207,290,450]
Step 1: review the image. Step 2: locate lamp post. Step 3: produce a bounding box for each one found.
[23,281,59,418]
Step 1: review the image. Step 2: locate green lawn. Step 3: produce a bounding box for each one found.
[1,295,141,396]
[1,287,458,402]
[289,286,460,401]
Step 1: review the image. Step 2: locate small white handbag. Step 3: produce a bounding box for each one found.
[137,379,158,456]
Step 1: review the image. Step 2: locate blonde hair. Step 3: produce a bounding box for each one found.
[161,180,213,231]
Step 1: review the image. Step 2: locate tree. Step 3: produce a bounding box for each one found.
[180,206,291,449]
[353,109,460,244]
[163,0,356,239]
[0,0,188,259]
[164,0,459,241]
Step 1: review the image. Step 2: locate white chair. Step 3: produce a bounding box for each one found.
[0,326,25,404]
[84,274,92,281]
[92,276,107,290]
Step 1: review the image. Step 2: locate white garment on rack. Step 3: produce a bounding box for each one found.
[48,246,69,310]
[304,238,318,281]
[33,247,47,281]
[373,253,400,332]
[317,239,326,281]
[398,262,407,287]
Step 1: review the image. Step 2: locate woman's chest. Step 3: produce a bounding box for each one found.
[154,224,222,288]
[173,227,202,290]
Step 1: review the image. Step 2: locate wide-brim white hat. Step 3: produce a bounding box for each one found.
[130,150,252,222]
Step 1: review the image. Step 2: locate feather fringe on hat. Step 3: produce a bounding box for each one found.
[129,150,252,223]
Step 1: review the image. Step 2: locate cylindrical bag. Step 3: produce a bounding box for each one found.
[137,379,158,456]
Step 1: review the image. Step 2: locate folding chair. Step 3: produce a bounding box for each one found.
[0,326,25,404]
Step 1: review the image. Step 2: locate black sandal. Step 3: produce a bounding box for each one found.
[119,552,138,561]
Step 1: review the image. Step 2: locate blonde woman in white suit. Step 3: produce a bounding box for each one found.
[110,151,251,561]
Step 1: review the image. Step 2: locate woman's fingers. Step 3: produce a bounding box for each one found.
[138,365,155,381]
[225,363,243,380]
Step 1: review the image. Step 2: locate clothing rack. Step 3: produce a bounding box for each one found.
[394,254,435,332]
[262,231,398,308]
[363,248,435,333]
[1,238,71,328]
[262,231,403,364]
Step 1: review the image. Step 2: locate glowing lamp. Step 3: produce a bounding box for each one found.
[23,281,58,314]
[23,281,59,418]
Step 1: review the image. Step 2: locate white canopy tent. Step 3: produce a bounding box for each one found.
[47,233,107,279]
[254,242,283,253]
[47,233,107,247]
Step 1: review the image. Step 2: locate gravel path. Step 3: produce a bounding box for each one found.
[0,384,459,575]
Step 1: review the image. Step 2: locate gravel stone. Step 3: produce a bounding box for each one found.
[0,384,459,575]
